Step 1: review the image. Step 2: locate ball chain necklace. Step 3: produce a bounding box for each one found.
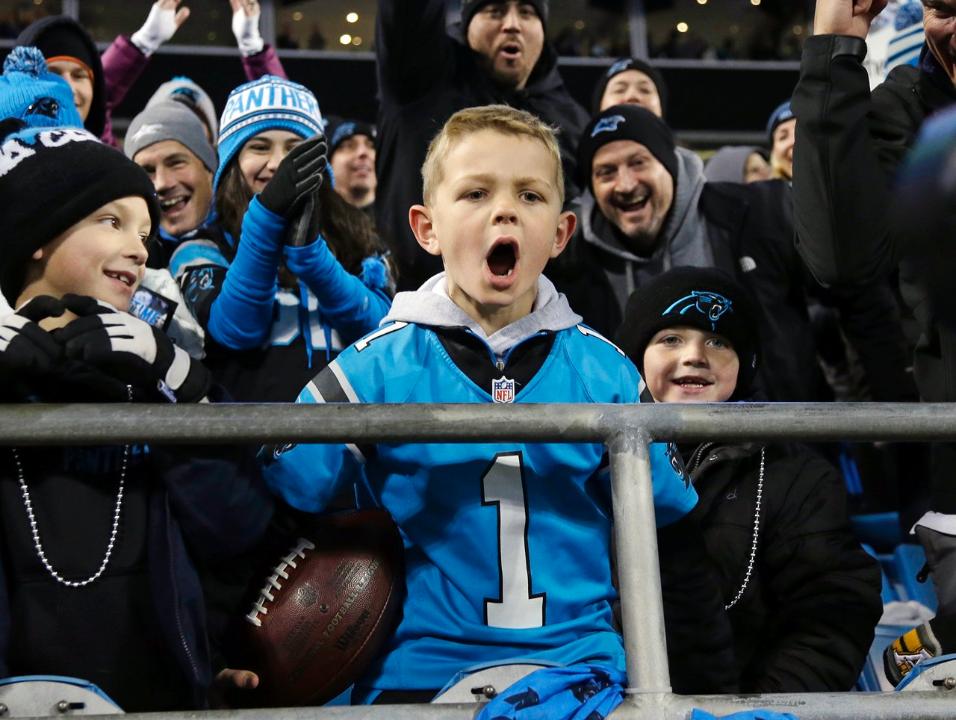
[12,386,131,588]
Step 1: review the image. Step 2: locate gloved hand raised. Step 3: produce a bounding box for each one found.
[258,134,327,219]
[130,0,191,56]
[230,0,264,57]
[56,294,210,403]
[0,295,66,379]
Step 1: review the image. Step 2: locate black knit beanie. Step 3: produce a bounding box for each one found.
[460,0,549,31]
[328,117,376,155]
[591,57,668,115]
[0,120,160,305]
[615,266,761,401]
[578,104,678,193]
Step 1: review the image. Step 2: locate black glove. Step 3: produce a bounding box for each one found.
[258,134,327,218]
[57,294,210,403]
[0,296,66,379]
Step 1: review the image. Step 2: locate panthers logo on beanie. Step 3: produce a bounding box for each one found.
[591,114,626,137]
[662,291,733,331]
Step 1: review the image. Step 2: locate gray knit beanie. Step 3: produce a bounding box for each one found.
[124,100,217,172]
[146,76,218,138]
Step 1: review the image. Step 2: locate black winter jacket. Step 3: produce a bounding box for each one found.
[792,35,956,513]
[685,442,882,692]
[375,0,589,290]
[0,362,273,710]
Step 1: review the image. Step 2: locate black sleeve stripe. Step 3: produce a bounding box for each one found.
[312,364,350,405]
[307,362,377,463]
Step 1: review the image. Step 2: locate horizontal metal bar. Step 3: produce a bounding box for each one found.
[39,690,956,720]
[0,402,954,446]
[626,691,956,719]
[0,39,800,70]
[676,130,767,147]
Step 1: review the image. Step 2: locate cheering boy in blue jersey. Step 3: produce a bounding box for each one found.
[261,105,733,706]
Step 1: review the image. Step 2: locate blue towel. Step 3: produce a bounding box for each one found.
[475,664,625,720]
[690,710,800,720]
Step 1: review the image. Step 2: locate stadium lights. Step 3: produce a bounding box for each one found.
[339,34,352,45]
[346,12,359,23]
[676,22,689,33]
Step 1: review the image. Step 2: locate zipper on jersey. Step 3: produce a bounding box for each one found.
[463,328,547,374]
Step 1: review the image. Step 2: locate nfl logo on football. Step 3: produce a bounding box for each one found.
[492,376,516,403]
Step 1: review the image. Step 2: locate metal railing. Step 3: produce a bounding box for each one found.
[3,401,956,719]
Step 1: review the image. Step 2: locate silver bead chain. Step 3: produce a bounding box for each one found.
[724,446,765,611]
[12,386,131,589]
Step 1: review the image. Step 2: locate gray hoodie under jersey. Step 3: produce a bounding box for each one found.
[572,146,712,313]
[383,273,583,360]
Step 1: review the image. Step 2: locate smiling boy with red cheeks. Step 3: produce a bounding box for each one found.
[0,120,274,712]
[616,266,882,693]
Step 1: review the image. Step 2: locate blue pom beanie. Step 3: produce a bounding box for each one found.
[0,46,82,129]
[215,75,323,191]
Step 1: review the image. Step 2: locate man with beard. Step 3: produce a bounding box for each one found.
[375,0,588,290]
[550,104,911,405]
[327,118,377,216]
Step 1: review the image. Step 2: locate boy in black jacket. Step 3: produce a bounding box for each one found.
[617,266,883,691]
[0,120,273,711]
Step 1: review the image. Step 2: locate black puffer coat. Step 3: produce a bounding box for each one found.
[685,441,882,692]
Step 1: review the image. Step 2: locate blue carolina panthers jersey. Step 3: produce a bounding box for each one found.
[262,321,696,695]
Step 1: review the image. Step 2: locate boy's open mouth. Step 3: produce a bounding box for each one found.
[487,240,518,278]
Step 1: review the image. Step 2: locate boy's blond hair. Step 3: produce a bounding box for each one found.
[421,105,564,205]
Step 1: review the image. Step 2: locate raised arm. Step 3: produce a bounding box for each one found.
[100,0,191,146]
[376,0,454,105]
[230,0,288,80]
[791,0,899,286]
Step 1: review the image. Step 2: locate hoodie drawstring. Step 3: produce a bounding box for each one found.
[297,282,314,370]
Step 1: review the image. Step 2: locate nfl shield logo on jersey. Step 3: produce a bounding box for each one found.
[492,376,516,403]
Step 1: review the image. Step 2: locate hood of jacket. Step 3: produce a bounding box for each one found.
[16,15,106,138]
[383,272,582,356]
[449,16,566,99]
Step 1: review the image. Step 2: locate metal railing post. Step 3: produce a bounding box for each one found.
[608,425,671,693]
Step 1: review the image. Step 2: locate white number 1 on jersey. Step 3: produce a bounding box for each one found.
[481,452,545,629]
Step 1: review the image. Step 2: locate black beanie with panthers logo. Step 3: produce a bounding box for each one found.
[616,266,761,401]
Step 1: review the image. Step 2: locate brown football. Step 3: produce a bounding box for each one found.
[240,509,404,706]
